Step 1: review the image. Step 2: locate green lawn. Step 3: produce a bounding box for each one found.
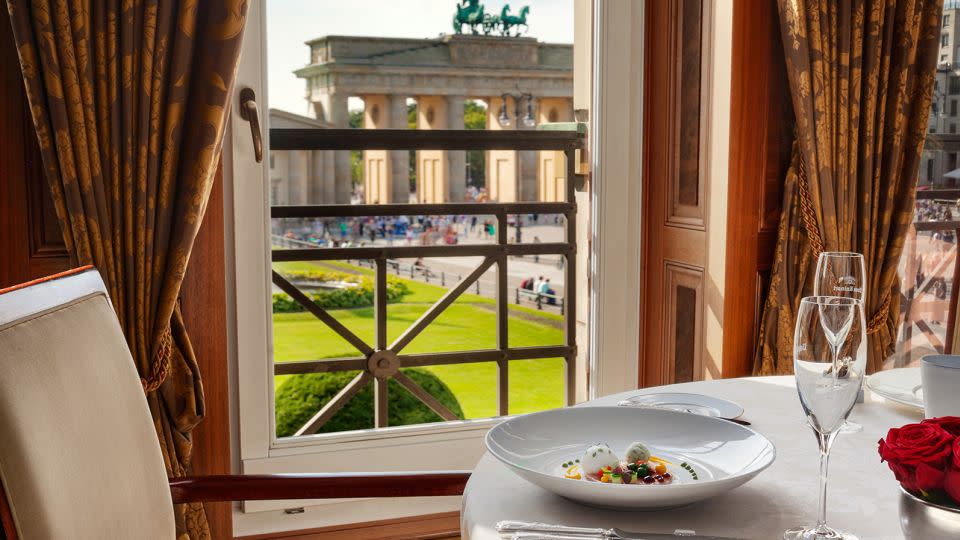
[272,260,565,419]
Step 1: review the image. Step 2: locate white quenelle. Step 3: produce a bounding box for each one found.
[580,443,619,475]
[624,442,651,464]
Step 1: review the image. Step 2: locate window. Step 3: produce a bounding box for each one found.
[263,4,584,443]
[894,35,960,369]
[942,33,949,47]
[945,14,951,27]
[226,0,646,531]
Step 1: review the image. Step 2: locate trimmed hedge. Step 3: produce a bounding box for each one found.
[275,368,464,436]
[272,270,409,312]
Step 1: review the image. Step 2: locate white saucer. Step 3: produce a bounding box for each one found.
[617,392,744,419]
[866,368,923,410]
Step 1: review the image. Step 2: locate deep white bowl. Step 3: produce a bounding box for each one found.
[484,406,776,509]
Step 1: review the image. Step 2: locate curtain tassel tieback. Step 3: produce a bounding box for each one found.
[797,157,889,336]
[141,326,173,392]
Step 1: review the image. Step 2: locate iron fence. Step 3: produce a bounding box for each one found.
[270,128,583,435]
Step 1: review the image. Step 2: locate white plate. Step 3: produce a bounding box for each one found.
[616,392,744,419]
[866,367,923,410]
[484,406,776,510]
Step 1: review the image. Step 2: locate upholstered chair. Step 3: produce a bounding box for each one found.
[0,267,468,539]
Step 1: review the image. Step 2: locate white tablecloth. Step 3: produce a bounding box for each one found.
[461,376,923,540]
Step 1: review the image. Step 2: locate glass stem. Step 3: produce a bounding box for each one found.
[815,429,837,533]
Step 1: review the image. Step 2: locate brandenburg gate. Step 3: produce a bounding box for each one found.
[294,33,573,204]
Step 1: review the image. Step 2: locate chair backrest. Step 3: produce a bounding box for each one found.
[0,268,175,539]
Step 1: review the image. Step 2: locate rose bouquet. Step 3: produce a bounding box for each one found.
[878,416,960,507]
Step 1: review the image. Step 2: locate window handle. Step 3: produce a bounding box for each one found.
[239,87,263,163]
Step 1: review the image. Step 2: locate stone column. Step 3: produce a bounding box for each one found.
[387,95,410,203]
[289,150,308,204]
[486,96,519,202]
[317,92,351,203]
[446,95,466,203]
[536,97,575,202]
[362,95,390,203]
[517,97,538,202]
[416,95,450,203]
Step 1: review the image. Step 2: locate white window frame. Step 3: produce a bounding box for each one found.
[224,0,645,532]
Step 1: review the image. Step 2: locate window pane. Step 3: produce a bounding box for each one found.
[265,0,577,436]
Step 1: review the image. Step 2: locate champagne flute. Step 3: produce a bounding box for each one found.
[784,296,866,540]
[813,252,866,433]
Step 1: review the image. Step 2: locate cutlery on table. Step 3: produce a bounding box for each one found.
[496,521,742,540]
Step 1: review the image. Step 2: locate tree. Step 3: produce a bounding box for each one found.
[348,110,364,187]
[408,103,417,193]
[275,368,464,436]
[464,100,487,188]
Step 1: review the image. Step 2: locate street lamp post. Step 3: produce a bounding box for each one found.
[497,93,536,128]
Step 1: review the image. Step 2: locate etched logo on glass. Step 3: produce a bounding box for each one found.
[833,275,861,294]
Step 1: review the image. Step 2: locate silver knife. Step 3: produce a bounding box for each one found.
[509,533,606,540]
[496,520,741,540]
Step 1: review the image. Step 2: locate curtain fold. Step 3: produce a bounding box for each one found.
[5,1,247,537]
[756,0,942,375]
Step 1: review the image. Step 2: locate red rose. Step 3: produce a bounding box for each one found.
[946,438,960,505]
[922,416,960,437]
[878,422,955,492]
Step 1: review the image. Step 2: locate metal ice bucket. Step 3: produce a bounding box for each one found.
[900,487,960,539]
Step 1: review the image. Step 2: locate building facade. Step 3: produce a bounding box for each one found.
[268,109,343,205]
[292,34,573,203]
[922,1,960,186]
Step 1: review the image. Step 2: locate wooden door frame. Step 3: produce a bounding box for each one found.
[640,0,792,384]
[721,0,793,378]
[639,0,713,388]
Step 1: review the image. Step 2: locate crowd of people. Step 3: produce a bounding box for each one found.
[915,199,955,224]
[276,212,564,249]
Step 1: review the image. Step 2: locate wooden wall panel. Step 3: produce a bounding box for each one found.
[664,263,704,383]
[721,0,794,378]
[641,0,708,387]
[181,161,233,540]
[0,5,70,289]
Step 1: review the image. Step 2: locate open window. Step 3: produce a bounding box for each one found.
[223,0,648,532]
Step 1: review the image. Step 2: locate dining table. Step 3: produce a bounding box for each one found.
[460,375,924,540]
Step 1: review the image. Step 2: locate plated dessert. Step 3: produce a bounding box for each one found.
[558,442,697,485]
[485,406,776,509]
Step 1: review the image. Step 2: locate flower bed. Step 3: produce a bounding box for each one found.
[272,270,410,312]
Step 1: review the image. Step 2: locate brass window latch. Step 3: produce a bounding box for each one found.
[239,87,263,163]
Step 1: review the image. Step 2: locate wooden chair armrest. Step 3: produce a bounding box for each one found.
[168,471,472,503]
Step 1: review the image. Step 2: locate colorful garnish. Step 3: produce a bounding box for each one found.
[680,461,699,480]
[561,442,677,486]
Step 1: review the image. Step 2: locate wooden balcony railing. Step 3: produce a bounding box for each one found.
[270,128,584,436]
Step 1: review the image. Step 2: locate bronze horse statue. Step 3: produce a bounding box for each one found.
[498,4,530,36]
[453,1,531,37]
[453,0,486,34]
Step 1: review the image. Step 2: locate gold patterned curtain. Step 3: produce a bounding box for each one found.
[756,0,941,375]
[6,1,246,537]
